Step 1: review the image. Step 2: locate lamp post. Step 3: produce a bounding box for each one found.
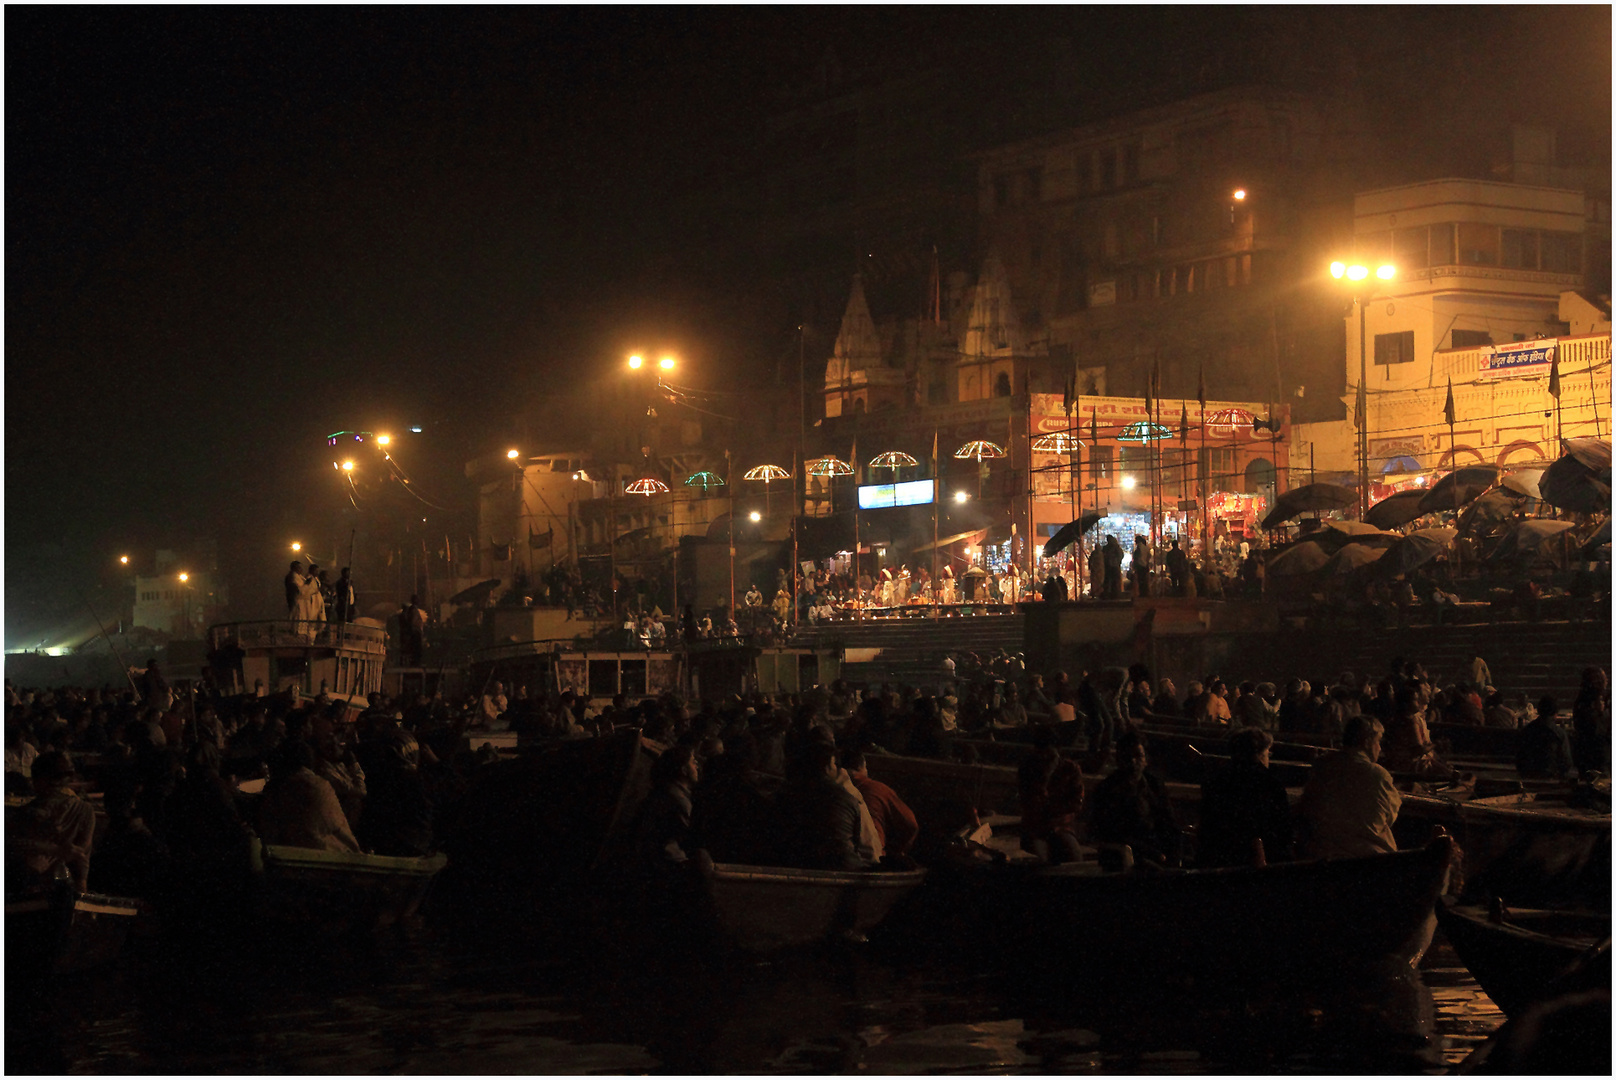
[628,353,676,620]
[1329,261,1396,518]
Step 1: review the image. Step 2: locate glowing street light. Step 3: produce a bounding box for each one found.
[507,449,521,460]
[376,434,391,446]
[954,491,969,503]
[1330,259,1397,515]
[341,460,355,472]
[291,541,302,553]
[628,354,644,369]
[1232,188,1247,201]
[749,510,762,523]
[659,356,676,371]
[1120,476,1137,490]
[178,572,190,583]
[119,555,129,565]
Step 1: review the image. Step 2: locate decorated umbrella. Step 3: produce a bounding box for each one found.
[1418,465,1501,514]
[1456,487,1526,534]
[1363,489,1430,530]
[743,463,791,514]
[683,470,725,494]
[954,440,1008,461]
[1265,540,1331,577]
[804,455,853,477]
[1041,509,1105,559]
[1031,432,1083,453]
[1375,527,1456,577]
[1322,544,1387,576]
[1204,407,1256,438]
[1115,421,1173,442]
[624,477,669,496]
[1499,468,1546,499]
[869,450,919,470]
[1488,519,1577,561]
[1260,483,1357,529]
[1539,454,1613,514]
[1561,436,1612,476]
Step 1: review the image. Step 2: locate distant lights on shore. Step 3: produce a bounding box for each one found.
[410,426,423,433]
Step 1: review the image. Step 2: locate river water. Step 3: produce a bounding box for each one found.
[9,909,1503,1075]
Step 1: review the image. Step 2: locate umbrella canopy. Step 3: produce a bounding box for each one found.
[448,579,503,605]
[1260,483,1357,529]
[1375,527,1456,577]
[683,470,726,493]
[742,464,791,482]
[1317,520,1398,545]
[954,440,1007,461]
[1418,465,1500,514]
[1204,408,1256,437]
[1561,436,1612,476]
[1363,489,1430,530]
[1457,487,1526,534]
[1041,510,1105,558]
[1539,454,1613,514]
[1266,541,1331,577]
[1499,468,1545,499]
[1382,456,1423,474]
[1322,544,1387,576]
[624,477,669,496]
[1115,421,1174,443]
[963,565,989,578]
[869,451,918,469]
[803,456,853,477]
[1031,432,1083,453]
[1489,519,1577,561]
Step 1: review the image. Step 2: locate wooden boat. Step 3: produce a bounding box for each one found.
[1396,787,1610,904]
[703,862,926,951]
[1435,899,1610,1018]
[918,837,1456,986]
[250,838,447,931]
[5,889,147,978]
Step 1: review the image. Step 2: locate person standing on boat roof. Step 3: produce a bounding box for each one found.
[332,568,356,624]
[1296,715,1400,859]
[284,560,305,616]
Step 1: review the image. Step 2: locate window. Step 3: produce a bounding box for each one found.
[1458,223,1499,265]
[1374,330,1416,366]
[1393,226,1430,270]
[1090,445,1112,480]
[1541,231,1581,273]
[1430,224,1455,265]
[994,372,1012,397]
[1501,229,1539,270]
[1451,329,1493,349]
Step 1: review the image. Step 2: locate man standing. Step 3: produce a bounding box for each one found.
[399,595,427,667]
[1297,716,1400,858]
[284,561,305,617]
[1102,536,1125,600]
[332,568,356,624]
[1087,542,1106,599]
[1165,538,1188,596]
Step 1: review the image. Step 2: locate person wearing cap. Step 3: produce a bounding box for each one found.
[8,750,95,891]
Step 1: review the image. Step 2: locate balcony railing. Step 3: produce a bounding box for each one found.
[207,620,388,652]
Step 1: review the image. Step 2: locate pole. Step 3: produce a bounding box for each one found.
[671,475,679,622]
[1199,399,1209,563]
[1358,297,1370,519]
[609,470,618,622]
[83,591,141,695]
[790,450,798,627]
[932,429,940,620]
[727,453,735,620]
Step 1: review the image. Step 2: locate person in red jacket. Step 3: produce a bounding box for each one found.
[839,748,919,860]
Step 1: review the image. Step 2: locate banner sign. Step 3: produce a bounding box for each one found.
[858,479,935,509]
[1479,341,1556,380]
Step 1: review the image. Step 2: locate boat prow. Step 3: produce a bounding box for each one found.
[251,839,447,931]
[703,862,927,952]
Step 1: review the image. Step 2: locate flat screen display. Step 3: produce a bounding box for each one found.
[858,479,935,509]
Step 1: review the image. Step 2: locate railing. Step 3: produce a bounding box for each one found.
[208,620,388,652]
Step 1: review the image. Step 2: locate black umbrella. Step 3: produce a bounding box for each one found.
[1561,436,1612,477]
[1457,487,1527,535]
[1260,483,1357,529]
[1418,465,1500,514]
[1363,489,1430,530]
[448,578,503,605]
[1540,454,1613,515]
[1041,510,1105,558]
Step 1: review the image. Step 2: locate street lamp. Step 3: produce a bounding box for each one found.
[506,448,520,460]
[119,555,129,565]
[341,460,355,472]
[376,434,391,446]
[1329,260,1397,516]
[291,541,302,553]
[659,356,676,371]
[628,354,644,369]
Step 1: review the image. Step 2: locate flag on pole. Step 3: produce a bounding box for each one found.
[1143,369,1153,416]
[1090,408,1098,446]
[1548,353,1561,399]
[1063,371,1076,417]
[1442,378,1455,426]
[1354,376,1367,432]
[528,526,554,550]
[1152,357,1163,416]
[1179,402,1189,444]
[1197,362,1206,412]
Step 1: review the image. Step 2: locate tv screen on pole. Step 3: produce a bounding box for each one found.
[858,479,935,509]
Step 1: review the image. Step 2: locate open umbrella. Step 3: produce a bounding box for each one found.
[1315,520,1399,547]
[1418,465,1500,514]
[1488,519,1576,561]
[1582,517,1611,556]
[1363,489,1430,530]
[449,578,503,605]
[963,565,989,578]
[1041,510,1105,558]
[1266,541,1331,577]
[1561,436,1612,476]
[1457,487,1526,534]
[1260,483,1357,529]
[1375,527,1456,577]
[1499,468,1545,499]
[1539,454,1613,514]
[1322,544,1387,576]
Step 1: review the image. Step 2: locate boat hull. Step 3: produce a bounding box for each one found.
[704,863,926,952]
[1435,900,1609,1019]
[5,889,146,977]
[252,840,447,932]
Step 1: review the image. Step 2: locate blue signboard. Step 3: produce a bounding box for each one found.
[1479,341,1555,379]
[858,479,936,509]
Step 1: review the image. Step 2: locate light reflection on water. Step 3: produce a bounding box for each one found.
[9,922,1502,1075]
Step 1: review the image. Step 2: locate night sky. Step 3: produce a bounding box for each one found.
[6,7,1608,644]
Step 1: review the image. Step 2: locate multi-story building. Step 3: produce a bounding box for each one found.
[132,547,223,638]
[1292,177,1612,487]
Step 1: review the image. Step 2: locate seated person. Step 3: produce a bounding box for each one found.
[841,748,919,861]
[357,729,434,857]
[1016,742,1085,865]
[1380,691,1454,782]
[691,734,776,864]
[771,741,872,871]
[1089,731,1181,868]
[632,743,701,870]
[1197,727,1293,868]
[7,750,95,892]
[1296,716,1399,858]
[1517,696,1575,780]
[257,739,361,853]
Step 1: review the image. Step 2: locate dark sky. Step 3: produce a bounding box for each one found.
[6,7,1609,640]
